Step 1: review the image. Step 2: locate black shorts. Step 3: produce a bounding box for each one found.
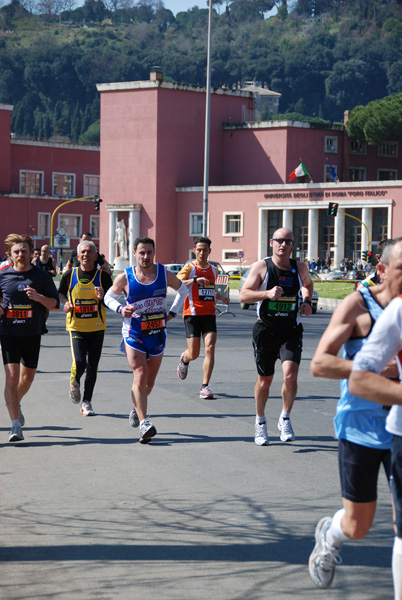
[391,435,402,537]
[0,334,41,369]
[252,321,303,377]
[338,438,391,503]
[184,315,217,338]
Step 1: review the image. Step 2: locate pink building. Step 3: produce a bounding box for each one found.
[97,71,402,269]
[0,103,100,264]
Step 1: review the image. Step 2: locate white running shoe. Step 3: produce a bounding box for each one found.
[9,423,24,442]
[80,401,95,416]
[139,419,156,444]
[308,516,342,589]
[19,405,25,427]
[278,416,295,442]
[177,353,189,380]
[199,385,214,399]
[255,421,269,446]
[69,383,81,404]
[129,408,140,428]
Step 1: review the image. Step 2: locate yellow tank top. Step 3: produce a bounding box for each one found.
[66,268,106,332]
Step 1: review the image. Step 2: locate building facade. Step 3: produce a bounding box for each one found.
[0,103,100,264]
[97,72,402,269]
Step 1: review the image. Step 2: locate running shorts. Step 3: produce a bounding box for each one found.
[184,315,217,339]
[124,330,166,360]
[0,334,41,369]
[252,321,303,377]
[338,438,391,503]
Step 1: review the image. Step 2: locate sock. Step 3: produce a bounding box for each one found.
[201,384,208,388]
[11,419,20,428]
[256,415,266,425]
[280,411,290,420]
[326,508,348,549]
[182,356,189,365]
[392,537,402,600]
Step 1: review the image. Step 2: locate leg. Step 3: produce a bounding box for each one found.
[254,374,274,417]
[4,363,22,421]
[183,336,201,363]
[17,364,37,404]
[126,346,163,422]
[280,360,299,413]
[70,332,88,386]
[202,331,217,385]
[340,498,377,539]
[83,331,104,401]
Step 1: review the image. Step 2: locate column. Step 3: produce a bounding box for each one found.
[362,207,373,252]
[308,208,319,261]
[283,208,293,231]
[334,211,345,269]
[259,208,268,260]
[129,206,141,266]
[109,210,117,267]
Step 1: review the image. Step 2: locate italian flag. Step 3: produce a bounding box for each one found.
[288,162,309,182]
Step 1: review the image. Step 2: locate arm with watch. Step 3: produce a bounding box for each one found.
[298,261,314,316]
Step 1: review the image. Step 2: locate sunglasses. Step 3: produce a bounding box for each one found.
[272,238,294,246]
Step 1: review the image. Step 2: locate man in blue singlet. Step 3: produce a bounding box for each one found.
[104,237,188,444]
[239,228,314,446]
[308,238,402,590]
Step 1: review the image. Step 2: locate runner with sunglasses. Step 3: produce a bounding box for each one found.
[239,228,314,446]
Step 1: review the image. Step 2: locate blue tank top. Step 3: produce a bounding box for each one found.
[123,263,167,340]
[334,286,391,449]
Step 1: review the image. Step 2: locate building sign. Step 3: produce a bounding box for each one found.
[263,190,389,200]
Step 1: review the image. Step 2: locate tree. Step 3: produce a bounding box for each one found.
[347,94,402,144]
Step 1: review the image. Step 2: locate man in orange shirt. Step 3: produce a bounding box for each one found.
[176,237,229,399]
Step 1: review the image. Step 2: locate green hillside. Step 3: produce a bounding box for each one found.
[0,0,401,143]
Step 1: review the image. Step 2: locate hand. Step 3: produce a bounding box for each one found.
[25,285,40,302]
[121,304,135,318]
[0,303,5,315]
[195,277,210,286]
[63,301,74,314]
[94,286,104,300]
[268,286,284,300]
[300,301,312,316]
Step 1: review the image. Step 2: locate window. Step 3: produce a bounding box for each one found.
[20,171,43,195]
[223,251,241,261]
[378,169,397,180]
[38,213,50,237]
[59,214,82,238]
[84,175,100,197]
[325,136,338,153]
[325,164,338,182]
[223,212,243,236]
[90,215,100,239]
[378,142,398,157]
[189,213,203,236]
[53,173,75,197]
[350,141,366,155]
[350,167,366,182]
[373,208,388,242]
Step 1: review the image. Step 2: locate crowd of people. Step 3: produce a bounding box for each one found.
[1,228,401,598]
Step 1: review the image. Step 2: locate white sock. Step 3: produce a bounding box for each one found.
[11,419,20,428]
[256,415,266,425]
[326,508,349,549]
[392,537,402,600]
[280,411,290,420]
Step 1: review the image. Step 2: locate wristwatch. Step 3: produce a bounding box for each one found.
[193,276,198,284]
[302,299,312,306]
[169,311,177,318]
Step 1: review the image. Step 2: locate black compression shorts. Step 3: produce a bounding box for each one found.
[252,321,303,377]
[0,334,41,369]
[184,315,217,338]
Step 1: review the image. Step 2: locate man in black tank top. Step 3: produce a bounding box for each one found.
[239,228,314,446]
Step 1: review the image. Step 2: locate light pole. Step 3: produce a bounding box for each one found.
[202,0,213,236]
[50,195,99,245]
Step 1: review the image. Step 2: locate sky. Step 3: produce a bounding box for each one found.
[163,0,207,15]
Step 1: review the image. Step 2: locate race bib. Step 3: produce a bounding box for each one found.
[75,299,98,318]
[267,296,296,315]
[6,304,33,319]
[198,284,215,301]
[140,312,166,335]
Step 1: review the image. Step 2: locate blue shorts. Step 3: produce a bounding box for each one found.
[391,435,402,537]
[338,438,391,503]
[123,330,166,360]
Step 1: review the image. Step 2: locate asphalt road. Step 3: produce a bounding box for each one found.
[0,300,394,600]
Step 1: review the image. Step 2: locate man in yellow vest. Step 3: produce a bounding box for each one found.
[59,241,113,416]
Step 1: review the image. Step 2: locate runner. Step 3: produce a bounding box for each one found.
[0,233,59,442]
[309,238,402,590]
[104,236,188,443]
[176,237,229,399]
[349,243,402,600]
[59,240,113,416]
[239,228,313,445]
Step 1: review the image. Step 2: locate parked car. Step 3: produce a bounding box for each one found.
[325,270,347,280]
[239,267,318,313]
[346,269,366,281]
[165,263,184,274]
